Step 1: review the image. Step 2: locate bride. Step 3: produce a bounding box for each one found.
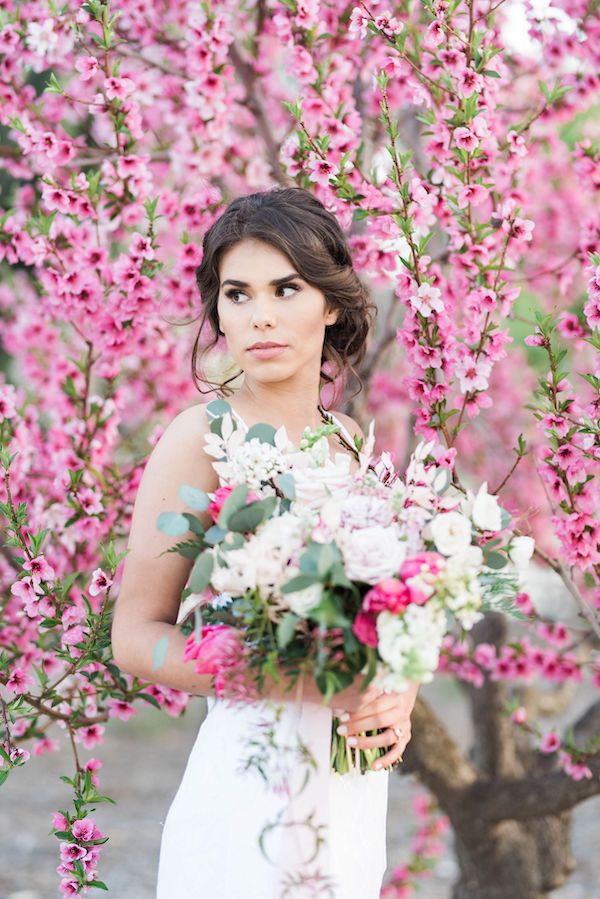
[111,186,419,898]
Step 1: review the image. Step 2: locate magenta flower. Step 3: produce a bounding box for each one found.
[183,624,242,675]
[207,485,234,523]
[352,610,379,648]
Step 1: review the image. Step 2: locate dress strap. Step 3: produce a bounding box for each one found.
[229,406,249,432]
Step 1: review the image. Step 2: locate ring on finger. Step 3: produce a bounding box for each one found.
[392,725,403,740]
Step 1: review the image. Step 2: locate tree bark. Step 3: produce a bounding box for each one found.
[400,613,600,899]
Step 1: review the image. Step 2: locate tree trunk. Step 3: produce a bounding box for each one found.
[451,813,575,899]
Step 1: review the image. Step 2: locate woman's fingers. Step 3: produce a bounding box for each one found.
[345,728,398,750]
[340,705,406,735]
[371,729,411,770]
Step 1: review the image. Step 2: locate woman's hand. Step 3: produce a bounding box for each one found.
[334,681,419,770]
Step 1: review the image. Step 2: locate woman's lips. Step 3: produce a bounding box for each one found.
[247,345,287,359]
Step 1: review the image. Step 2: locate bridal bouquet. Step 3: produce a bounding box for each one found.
[158,399,532,774]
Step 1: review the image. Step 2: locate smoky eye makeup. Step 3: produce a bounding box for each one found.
[224,283,301,302]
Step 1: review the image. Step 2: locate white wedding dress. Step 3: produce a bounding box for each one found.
[156,410,389,898]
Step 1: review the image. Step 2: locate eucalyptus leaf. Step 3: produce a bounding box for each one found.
[281,574,322,593]
[245,422,277,445]
[275,472,296,499]
[156,511,190,537]
[484,550,508,569]
[277,612,299,649]
[217,484,249,529]
[204,524,227,545]
[178,484,210,512]
[182,512,205,537]
[227,503,266,533]
[189,551,214,592]
[206,399,232,420]
[152,636,170,670]
[308,592,350,628]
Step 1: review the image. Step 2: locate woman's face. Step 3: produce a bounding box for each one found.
[216,238,338,387]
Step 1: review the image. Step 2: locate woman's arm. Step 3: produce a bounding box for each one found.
[111,404,326,703]
[111,403,220,697]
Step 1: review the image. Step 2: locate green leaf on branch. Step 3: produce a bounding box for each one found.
[178,484,210,512]
[45,72,63,95]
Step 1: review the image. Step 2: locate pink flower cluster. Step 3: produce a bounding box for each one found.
[352,553,440,647]
[381,792,450,898]
[438,633,583,689]
[184,624,258,702]
[51,813,106,896]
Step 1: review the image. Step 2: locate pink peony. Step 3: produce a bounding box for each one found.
[363,578,427,613]
[352,611,379,648]
[183,624,241,675]
[399,551,445,580]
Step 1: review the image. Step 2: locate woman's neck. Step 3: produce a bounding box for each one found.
[231,383,326,434]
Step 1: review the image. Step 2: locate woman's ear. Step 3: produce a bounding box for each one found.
[325,306,340,327]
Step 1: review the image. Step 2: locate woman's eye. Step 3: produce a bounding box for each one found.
[225,284,300,303]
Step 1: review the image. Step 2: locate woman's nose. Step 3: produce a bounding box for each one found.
[250,299,276,328]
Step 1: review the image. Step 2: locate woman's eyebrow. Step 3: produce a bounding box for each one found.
[221,273,302,288]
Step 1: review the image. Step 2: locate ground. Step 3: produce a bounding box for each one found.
[0,677,597,899]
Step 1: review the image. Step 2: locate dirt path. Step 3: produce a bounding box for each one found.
[1,681,597,898]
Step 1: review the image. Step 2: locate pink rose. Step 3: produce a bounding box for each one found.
[184,624,240,674]
[363,578,415,613]
[399,551,445,580]
[207,486,234,523]
[352,611,379,648]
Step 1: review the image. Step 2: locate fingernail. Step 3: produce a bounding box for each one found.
[339,711,350,722]
[336,725,347,735]
[373,761,382,770]
[347,737,358,747]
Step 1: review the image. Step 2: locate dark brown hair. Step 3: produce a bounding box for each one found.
[192,186,376,405]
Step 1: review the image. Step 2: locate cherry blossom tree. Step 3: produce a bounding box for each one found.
[0,1,598,896]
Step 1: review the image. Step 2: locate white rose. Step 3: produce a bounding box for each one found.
[284,582,323,617]
[471,481,502,531]
[339,492,394,528]
[337,524,407,583]
[211,547,257,596]
[508,535,535,569]
[429,511,472,555]
[291,454,354,510]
